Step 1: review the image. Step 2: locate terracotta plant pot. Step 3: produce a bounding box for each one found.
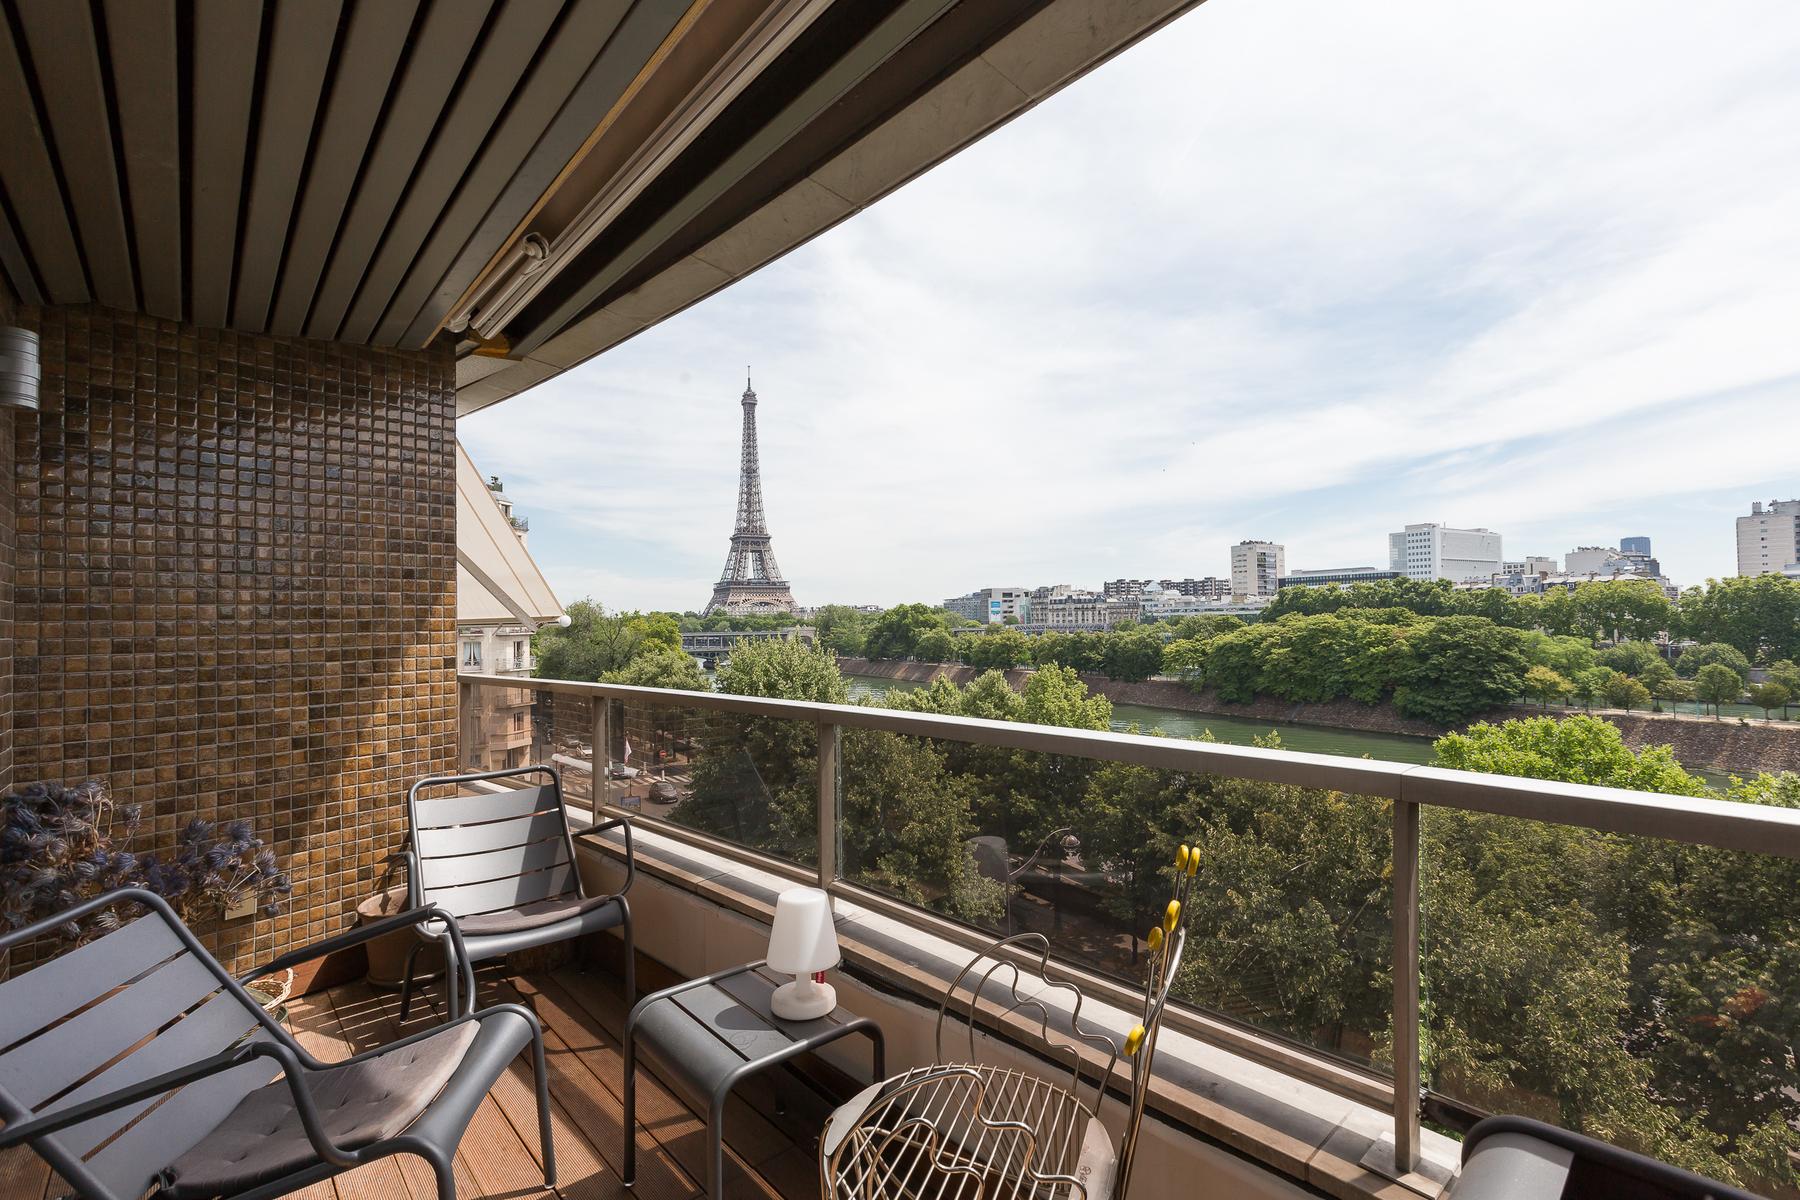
[357,885,443,991]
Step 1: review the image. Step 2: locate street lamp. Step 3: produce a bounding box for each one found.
[1007,827,1080,935]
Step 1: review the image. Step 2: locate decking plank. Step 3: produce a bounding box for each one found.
[542,967,798,1170]
[288,990,418,1200]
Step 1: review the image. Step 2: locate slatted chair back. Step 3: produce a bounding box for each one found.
[406,765,586,923]
[0,890,287,1200]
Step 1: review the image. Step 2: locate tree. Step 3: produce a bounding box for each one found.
[1202,628,1263,702]
[861,603,951,661]
[1599,641,1665,677]
[1694,663,1743,717]
[716,637,847,703]
[914,626,957,663]
[1098,627,1165,682]
[533,599,667,681]
[1390,617,1530,725]
[962,628,1031,671]
[1677,642,1751,681]
[1678,575,1800,662]
[811,604,873,656]
[1570,667,1615,711]
[1434,715,1710,795]
[1601,673,1652,713]
[1162,638,1209,687]
[1765,661,1800,718]
[1654,676,1696,714]
[1567,579,1675,643]
[1522,631,1599,678]
[601,646,710,692]
[1746,682,1790,721]
[1522,665,1572,710]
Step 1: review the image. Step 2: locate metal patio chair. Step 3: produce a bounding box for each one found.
[821,844,1201,1200]
[0,888,552,1200]
[399,764,636,1021]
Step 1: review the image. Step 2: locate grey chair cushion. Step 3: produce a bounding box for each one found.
[158,1020,479,1198]
[456,892,620,937]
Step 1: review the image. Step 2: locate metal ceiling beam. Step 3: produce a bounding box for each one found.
[302,0,493,342]
[267,0,419,338]
[335,0,565,344]
[372,0,650,346]
[15,0,135,310]
[189,0,263,329]
[0,12,82,303]
[102,0,182,320]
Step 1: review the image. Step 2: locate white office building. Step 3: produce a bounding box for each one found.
[1737,499,1800,577]
[943,586,1030,625]
[1230,541,1286,598]
[1388,523,1504,583]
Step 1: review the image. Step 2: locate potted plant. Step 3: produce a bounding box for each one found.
[1,780,292,1013]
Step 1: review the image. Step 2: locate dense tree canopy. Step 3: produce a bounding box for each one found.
[1678,575,1800,663]
[533,600,682,681]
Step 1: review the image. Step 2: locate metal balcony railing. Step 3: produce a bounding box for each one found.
[456,672,1800,1180]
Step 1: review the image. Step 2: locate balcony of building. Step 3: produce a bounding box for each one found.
[435,674,1800,1200]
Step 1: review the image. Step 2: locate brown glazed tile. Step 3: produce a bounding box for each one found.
[3,305,457,972]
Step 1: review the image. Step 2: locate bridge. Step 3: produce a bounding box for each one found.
[680,625,817,666]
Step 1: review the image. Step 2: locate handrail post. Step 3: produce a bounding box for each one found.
[1392,796,1421,1174]
[593,696,611,812]
[818,722,841,887]
[457,679,475,771]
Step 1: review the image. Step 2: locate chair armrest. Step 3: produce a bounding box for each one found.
[0,1044,266,1149]
[571,815,636,896]
[331,1000,544,1070]
[239,903,470,986]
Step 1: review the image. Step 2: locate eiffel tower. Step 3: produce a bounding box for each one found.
[703,373,797,616]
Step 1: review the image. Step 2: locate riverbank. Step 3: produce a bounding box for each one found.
[835,657,1800,776]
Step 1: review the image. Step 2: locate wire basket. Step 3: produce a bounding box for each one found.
[823,843,1203,1200]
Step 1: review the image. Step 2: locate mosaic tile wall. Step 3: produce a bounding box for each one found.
[8,305,457,970]
[0,407,14,795]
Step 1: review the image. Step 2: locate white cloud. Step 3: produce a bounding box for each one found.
[462,0,1800,611]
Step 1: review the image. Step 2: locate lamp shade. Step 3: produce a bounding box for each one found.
[766,887,839,975]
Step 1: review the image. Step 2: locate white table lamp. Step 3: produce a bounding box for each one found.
[767,887,840,1020]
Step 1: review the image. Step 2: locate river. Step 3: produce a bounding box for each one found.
[844,673,1441,766]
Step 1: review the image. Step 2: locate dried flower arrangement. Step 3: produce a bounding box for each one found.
[1,779,293,946]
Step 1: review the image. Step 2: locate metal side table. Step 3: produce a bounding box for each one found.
[623,960,885,1198]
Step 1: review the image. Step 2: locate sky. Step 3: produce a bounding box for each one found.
[460,0,1800,613]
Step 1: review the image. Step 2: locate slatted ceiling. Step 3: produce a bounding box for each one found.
[0,916,185,1050]
[302,0,493,342]
[416,807,568,857]
[374,0,637,347]
[423,838,571,888]
[0,27,81,303]
[189,0,264,330]
[403,0,693,348]
[424,862,579,916]
[101,0,183,320]
[14,0,136,311]
[0,191,45,306]
[0,954,222,1110]
[334,0,568,344]
[267,0,421,337]
[230,0,346,331]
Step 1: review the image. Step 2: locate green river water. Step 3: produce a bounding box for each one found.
[844,673,1440,766]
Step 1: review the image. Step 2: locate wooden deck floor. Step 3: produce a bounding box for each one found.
[1,962,836,1200]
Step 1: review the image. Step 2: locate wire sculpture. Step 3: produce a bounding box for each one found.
[822,842,1201,1199]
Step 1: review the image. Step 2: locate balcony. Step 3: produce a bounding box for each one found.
[453,673,1800,1199]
